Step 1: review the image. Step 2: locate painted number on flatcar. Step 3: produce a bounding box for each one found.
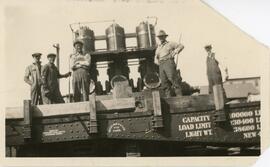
[229,109,260,139]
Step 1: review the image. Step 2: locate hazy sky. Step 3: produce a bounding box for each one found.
[1,0,269,108]
[204,0,270,47]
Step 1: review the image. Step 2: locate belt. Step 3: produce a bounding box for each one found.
[159,53,173,62]
[159,56,173,63]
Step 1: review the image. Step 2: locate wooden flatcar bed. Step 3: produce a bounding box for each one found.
[5,90,260,157]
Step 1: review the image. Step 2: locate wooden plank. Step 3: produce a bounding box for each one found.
[213,84,225,110]
[23,100,32,139]
[89,95,97,121]
[152,90,163,128]
[6,95,215,119]
[23,100,32,125]
[6,98,135,119]
[95,94,113,101]
[96,98,135,111]
[6,95,214,119]
[89,94,98,133]
[166,95,214,109]
[152,91,162,116]
[145,95,214,112]
[6,107,24,119]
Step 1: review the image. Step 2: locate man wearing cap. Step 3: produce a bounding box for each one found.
[154,30,185,97]
[70,39,91,102]
[41,53,71,104]
[24,53,43,105]
[205,44,224,94]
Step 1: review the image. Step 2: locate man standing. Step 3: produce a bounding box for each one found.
[154,30,184,97]
[205,44,225,94]
[24,53,43,105]
[41,53,71,104]
[71,39,91,102]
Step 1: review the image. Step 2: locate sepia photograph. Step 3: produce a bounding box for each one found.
[1,0,270,166]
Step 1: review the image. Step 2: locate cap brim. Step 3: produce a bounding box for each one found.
[157,35,168,37]
[32,54,42,57]
[73,42,83,46]
[47,55,56,58]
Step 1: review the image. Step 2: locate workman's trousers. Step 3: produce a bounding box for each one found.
[72,68,90,102]
[159,58,182,97]
[31,85,43,105]
[207,73,227,99]
[42,88,65,104]
[207,73,223,94]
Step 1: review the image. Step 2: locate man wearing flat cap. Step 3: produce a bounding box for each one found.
[24,53,43,105]
[154,30,184,97]
[70,39,91,102]
[41,53,71,104]
[205,44,225,95]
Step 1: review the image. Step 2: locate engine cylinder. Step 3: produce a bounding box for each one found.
[75,26,95,53]
[136,22,156,48]
[105,23,126,51]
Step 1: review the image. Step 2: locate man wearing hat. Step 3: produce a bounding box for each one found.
[70,39,91,102]
[154,30,185,97]
[41,53,71,104]
[24,53,43,105]
[205,44,224,94]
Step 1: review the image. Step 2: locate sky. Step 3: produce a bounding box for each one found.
[1,0,269,108]
[204,0,270,47]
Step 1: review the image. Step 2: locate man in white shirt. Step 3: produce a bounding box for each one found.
[70,39,91,102]
[154,30,184,97]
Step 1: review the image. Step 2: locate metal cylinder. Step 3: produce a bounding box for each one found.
[105,23,126,51]
[75,26,95,53]
[136,22,156,48]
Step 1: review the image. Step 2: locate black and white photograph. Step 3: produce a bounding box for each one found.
[1,0,270,166]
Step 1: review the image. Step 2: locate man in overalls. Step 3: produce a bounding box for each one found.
[24,53,43,105]
[205,44,224,94]
[205,45,227,122]
[154,30,185,97]
[41,53,71,104]
[71,40,91,102]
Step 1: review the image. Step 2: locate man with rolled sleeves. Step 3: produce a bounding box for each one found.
[154,30,185,97]
[24,53,43,105]
[205,44,225,95]
[41,53,71,104]
[71,39,91,102]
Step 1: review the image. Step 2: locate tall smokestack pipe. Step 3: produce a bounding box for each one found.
[53,43,60,70]
[53,43,60,86]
